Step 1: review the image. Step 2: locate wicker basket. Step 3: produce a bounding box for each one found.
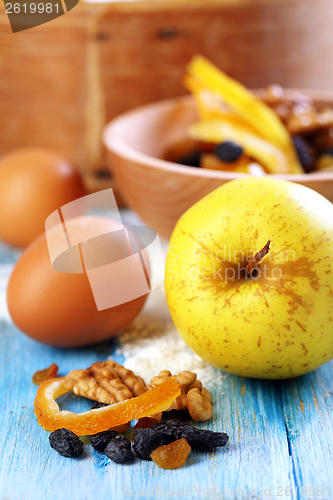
[1,0,333,196]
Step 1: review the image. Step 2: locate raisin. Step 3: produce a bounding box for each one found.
[177,150,202,168]
[133,429,168,460]
[32,363,58,385]
[215,141,243,162]
[292,135,315,173]
[104,435,133,464]
[134,417,158,430]
[90,401,109,410]
[89,430,118,451]
[161,420,229,450]
[133,420,229,459]
[147,420,181,441]
[151,438,191,469]
[178,423,229,451]
[49,428,83,458]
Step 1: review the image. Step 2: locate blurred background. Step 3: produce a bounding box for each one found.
[1,0,333,200]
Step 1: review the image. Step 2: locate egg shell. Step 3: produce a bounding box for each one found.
[0,148,86,247]
[7,217,148,347]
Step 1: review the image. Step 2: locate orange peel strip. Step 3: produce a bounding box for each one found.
[186,55,303,174]
[34,377,181,435]
[187,55,290,150]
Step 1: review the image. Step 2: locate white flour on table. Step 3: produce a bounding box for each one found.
[113,283,223,389]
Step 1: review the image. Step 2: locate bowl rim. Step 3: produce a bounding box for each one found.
[103,92,333,181]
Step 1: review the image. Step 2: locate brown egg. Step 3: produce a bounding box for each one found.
[7,216,149,347]
[0,148,86,247]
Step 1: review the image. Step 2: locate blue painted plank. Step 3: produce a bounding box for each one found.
[0,320,295,500]
[0,240,22,264]
[281,366,333,499]
[1,237,333,499]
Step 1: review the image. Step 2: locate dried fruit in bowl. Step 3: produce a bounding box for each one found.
[185,56,303,174]
[189,119,290,174]
[168,56,333,175]
[316,149,333,171]
[201,154,265,175]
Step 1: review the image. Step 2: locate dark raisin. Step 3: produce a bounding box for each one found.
[151,419,229,450]
[133,420,181,460]
[104,435,133,464]
[178,423,229,451]
[89,430,118,451]
[215,142,243,162]
[133,420,229,459]
[177,150,202,168]
[292,135,315,173]
[154,420,182,439]
[90,401,109,410]
[133,428,168,460]
[49,428,83,458]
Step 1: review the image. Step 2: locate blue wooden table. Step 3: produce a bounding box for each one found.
[1,211,333,500]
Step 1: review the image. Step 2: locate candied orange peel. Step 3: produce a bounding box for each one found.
[187,55,291,150]
[184,55,303,175]
[34,377,181,435]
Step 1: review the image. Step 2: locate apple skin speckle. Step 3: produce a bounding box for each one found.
[165,177,333,379]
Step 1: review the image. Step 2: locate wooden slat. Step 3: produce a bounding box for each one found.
[282,365,333,495]
[1,224,333,499]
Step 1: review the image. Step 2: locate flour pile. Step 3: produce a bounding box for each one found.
[113,284,227,390]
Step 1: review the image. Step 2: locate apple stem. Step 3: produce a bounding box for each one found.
[246,239,271,276]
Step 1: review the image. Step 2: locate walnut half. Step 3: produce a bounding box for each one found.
[149,370,213,421]
[63,362,213,423]
[63,360,148,404]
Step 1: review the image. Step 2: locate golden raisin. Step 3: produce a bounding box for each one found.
[33,363,58,385]
[151,438,191,469]
[134,417,158,430]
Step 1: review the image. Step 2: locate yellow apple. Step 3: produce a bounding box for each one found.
[165,177,333,379]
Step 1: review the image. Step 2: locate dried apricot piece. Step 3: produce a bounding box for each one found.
[32,363,58,385]
[151,438,191,469]
[34,377,180,435]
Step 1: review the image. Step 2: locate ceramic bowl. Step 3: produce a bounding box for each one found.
[104,91,333,240]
